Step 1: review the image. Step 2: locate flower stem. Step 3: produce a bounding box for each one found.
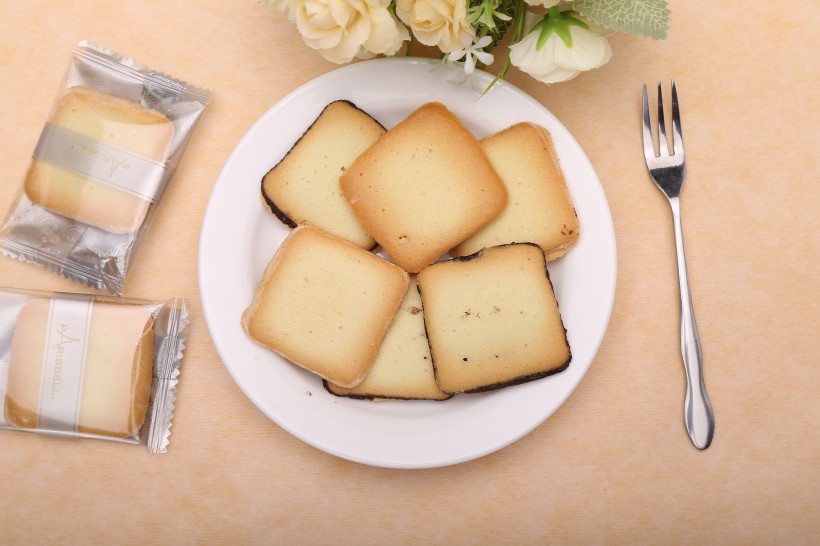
[483,0,526,94]
[404,33,415,56]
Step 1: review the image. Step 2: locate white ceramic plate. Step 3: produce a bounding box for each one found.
[199,58,616,469]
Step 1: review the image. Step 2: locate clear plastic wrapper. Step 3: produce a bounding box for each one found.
[0,286,188,452]
[0,41,211,294]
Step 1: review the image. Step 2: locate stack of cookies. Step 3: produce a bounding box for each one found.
[243,101,579,400]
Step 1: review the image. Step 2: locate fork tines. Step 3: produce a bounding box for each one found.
[642,81,684,162]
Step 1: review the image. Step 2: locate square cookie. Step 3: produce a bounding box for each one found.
[4,298,154,437]
[25,86,174,234]
[417,243,570,394]
[340,102,507,272]
[242,226,409,388]
[452,123,580,261]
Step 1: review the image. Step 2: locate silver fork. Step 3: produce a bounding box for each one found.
[642,81,715,450]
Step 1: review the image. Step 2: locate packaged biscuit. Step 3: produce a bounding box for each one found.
[0,286,188,452]
[0,41,210,294]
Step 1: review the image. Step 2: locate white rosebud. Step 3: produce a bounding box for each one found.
[395,0,474,53]
[289,0,409,64]
[510,11,612,84]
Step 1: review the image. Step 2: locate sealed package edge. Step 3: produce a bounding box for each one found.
[0,286,188,453]
[0,41,211,294]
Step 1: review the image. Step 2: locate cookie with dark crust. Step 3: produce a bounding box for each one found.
[261,100,384,250]
[417,243,571,394]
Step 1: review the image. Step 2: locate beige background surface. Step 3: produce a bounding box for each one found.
[0,1,818,544]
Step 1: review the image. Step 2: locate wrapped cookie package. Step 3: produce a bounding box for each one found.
[0,41,211,294]
[0,287,188,452]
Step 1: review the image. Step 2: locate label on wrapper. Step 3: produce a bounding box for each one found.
[37,294,93,432]
[33,123,168,202]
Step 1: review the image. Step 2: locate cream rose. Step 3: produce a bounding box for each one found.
[290,0,409,64]
[380,11,411,57]
[395,0,474,53]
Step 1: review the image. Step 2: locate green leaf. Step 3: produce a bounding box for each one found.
[573,0,670,39]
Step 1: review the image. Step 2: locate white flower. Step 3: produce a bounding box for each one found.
[448,35,494,74]
[510,11,612,84]
[395,0,474,53]
[430,55,484,92]
[289,0,409,64]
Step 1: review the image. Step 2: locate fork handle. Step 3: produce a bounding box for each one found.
[670,197,715,449]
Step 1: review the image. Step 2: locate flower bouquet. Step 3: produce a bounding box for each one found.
[269,0,670,90]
